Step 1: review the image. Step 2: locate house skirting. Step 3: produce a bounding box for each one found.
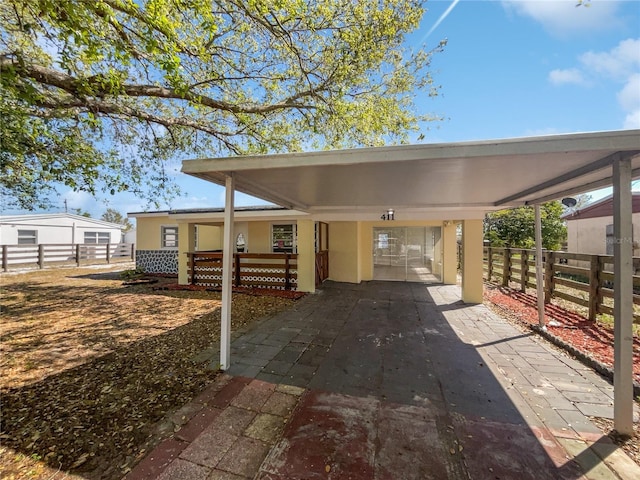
[136,249,179,274]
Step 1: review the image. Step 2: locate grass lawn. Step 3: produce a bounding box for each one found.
[0,264,296,479]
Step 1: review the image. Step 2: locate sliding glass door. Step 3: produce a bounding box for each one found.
[373,227,441,282]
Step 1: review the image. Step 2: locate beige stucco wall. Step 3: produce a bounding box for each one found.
[135,216,174,250]
[567,213,640,256]
[461,219,483,303]
[441,222,458,284]
[198,225,222,250]
[247,221,272,253]
[178,223,196,284]
[328,222,361,284]
[296,220,316,292]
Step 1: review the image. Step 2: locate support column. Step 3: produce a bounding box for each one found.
[613,155,633,436]
[178,223,196,284]
[442,221,458,285]
[534,205,545,327]
[296,219,316,293]
[461,219,483,303]
[220,174,235,371]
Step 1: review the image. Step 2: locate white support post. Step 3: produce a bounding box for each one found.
[220,174,235,371]
[613,155,633,436]
[535,204,545,327]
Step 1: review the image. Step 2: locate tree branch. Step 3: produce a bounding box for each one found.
[1,57,320,114]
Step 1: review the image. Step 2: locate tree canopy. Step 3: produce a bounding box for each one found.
[0,0,444,210]
[484,201,567,251]
[101,208,133,230]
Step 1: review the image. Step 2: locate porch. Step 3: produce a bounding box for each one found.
[186,250,329,290]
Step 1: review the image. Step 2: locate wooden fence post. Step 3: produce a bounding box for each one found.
[106,243,111,264]
[75,244,81,266]
[284,254,291,290]
[544,251,555,304]
[502,248,511,287]
[588,256,602,321]
[520,250,528,292]
[487,247,493,282]
[38,244,44,269]
[131,243,135,261]
[2,245,7,272]
[235,253,241,287]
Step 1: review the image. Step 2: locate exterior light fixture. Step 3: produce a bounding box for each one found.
[381,209,395,221]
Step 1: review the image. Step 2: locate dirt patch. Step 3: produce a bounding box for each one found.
[0,264,297,479]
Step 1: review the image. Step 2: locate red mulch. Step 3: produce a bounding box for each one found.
[153,283,307,300]
[484,284,640,385]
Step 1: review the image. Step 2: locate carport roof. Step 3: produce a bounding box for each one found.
[182,129,640,218]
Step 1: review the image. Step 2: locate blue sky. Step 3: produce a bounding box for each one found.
[15,0,640,218]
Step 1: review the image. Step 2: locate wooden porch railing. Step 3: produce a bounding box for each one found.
[187,252,298,290]
[483,246,640,324]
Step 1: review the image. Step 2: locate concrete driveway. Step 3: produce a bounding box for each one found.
[127,281,639,480]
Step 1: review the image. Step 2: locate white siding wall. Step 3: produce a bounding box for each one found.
[0,216,123,245]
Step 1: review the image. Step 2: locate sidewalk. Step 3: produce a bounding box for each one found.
[125,281,640,480]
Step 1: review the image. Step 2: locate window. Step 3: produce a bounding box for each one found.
[162,226,179,248]
[17,230,37,245]
[272,224,296,253]
[606,224,614,255]
[606,223,635,255]
[84,232,110,244]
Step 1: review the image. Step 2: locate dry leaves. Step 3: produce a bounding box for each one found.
[0,265,296,479]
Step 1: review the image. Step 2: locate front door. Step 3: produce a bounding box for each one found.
[373,227,441,282]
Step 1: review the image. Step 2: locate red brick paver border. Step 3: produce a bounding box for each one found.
[125,375,304,480]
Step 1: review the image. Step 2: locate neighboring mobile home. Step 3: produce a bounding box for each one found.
[563,193,640,256]
[0,213,124,245]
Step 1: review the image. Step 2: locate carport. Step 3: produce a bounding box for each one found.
[182,129,640,434]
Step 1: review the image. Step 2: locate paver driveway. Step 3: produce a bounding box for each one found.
[128,281,640,480]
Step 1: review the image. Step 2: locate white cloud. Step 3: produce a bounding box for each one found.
[502,0,622,36]
[61,190,95,214]
[549,38,640,129]
[548,68,586,85]
[579,38,640,79]
[619,73,640,128]
[623,110,640,129]
[618,73,640,111]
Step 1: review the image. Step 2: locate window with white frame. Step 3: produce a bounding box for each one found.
[17,230,37,245]
[84,232,110,244]
[272,224,296,253]
[162,226,179,248]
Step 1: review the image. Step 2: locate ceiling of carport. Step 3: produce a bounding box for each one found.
[182,130,640,218]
